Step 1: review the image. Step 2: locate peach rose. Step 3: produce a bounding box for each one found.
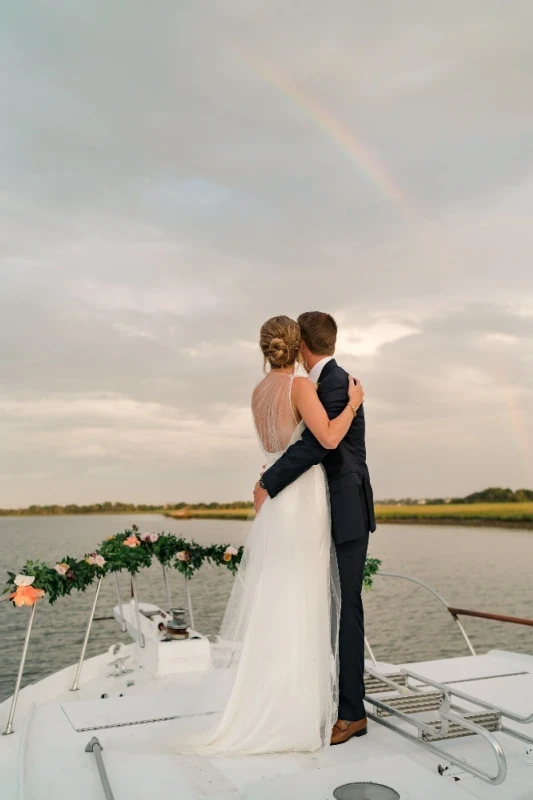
[10,585,45,607]
[54,562,69,576]
[124,535,140,548]
[176,551,191,562]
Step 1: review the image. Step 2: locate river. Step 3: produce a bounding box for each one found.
[1,514,532,702]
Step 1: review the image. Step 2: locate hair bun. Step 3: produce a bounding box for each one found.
[268,337,289,367]
[259,316,301,371]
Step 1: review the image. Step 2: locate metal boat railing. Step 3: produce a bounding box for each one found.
[361,570,533,784]
[3,567,532,737]
[446,606,533,628]
[368,571,533,660]
[364,665,533,785]
[2,564,179,734]
[372,571,477,655]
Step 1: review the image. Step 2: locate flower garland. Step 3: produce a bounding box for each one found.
[3,524,381,607]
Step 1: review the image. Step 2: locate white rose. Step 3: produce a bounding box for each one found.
[224,546,239,556]
[14,574,36,587]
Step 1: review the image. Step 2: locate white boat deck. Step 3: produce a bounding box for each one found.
[2,627,533,800]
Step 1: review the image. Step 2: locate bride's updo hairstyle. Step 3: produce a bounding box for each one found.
[260,315,301,371]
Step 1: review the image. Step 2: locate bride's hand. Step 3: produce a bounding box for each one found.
[348,376,364,410]
[253,481,268,513]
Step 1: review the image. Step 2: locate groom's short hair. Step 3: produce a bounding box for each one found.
[297,311,337,356]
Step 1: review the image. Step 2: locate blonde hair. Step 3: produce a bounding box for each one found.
[259,315,301,371]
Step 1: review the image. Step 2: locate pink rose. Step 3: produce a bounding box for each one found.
[140,532,159,544]
[55,563,69,576]
[86,554,106,567]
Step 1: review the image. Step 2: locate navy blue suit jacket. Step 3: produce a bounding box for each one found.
[261,359,375,545]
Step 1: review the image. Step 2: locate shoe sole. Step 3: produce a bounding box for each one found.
[331,726,367,745]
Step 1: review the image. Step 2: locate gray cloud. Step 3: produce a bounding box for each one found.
[1,1,532,505]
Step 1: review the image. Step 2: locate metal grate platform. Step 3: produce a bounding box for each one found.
[374,691,442,717]
[421,712,501,742]
[365,673,407,695]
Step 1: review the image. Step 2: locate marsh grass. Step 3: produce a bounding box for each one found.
[165,502,533,527]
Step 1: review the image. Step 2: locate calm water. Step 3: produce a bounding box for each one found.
[1,515,532,702]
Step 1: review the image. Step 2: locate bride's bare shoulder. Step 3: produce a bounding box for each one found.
[292,376,316,403]
[291,376,316,395]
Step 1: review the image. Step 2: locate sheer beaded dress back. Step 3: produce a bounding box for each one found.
[252,369,303,455]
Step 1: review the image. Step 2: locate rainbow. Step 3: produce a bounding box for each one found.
[492,361,533,488]
[241,56,417,223]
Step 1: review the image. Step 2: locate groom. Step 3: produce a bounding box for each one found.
[254,311,376,745]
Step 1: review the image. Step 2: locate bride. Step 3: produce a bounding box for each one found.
[173,315,363,756]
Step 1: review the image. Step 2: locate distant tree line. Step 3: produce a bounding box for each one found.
[453,487,533,504]
[1,489,531,516]
[377,487,533,506]
[0,500,255,516]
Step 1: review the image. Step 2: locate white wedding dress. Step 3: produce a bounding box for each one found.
[172,369,340,756]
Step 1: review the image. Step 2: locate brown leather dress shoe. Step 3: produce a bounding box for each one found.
[331,717,367,745]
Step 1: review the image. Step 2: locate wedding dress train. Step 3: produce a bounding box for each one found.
[171,371,340,756]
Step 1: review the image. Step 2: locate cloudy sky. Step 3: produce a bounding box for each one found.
[1,0,532,506]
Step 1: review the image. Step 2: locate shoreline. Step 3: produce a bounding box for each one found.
[163,509,533,529]
[374,517,533,530]
[0,510,167,518]
[1,506,532,530]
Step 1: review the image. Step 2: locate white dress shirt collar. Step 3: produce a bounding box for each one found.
[308,356,334,384]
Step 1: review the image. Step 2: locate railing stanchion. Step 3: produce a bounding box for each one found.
[131,576,145,648]
[365,636,377,666]
[162,565,172,610]
[450,613,477,657]
[185,577,195,630]
[3,603,38,735]
[113,573,126,633]
[71,576,103,691]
